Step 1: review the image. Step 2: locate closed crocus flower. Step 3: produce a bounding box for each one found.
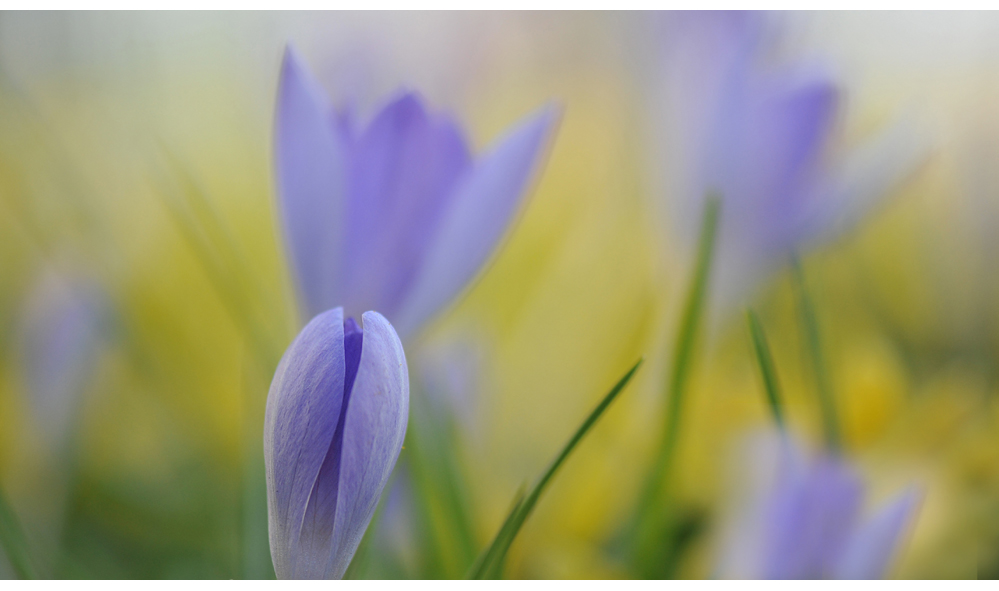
[21,270,109,455]
[275,47,559,339]
[650,12,929,310]
[716,432,920,579]
[264,307,409,579]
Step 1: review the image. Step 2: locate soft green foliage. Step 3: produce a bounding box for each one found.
[407,395,479,578]
[0,487,37,579]
[747,309,785,430]
[791,256,840,451]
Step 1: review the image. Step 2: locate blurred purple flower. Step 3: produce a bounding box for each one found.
[21,270,108,454]
[275,47,559,340]
[651,12,929,309]
[416,330,487,436]
[716,432,920,579]
[264,307,409,579]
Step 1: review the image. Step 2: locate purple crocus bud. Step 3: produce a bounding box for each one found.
[650,12,929,311]
[716,432,920,579]
[275,46,559,340]
[21,270,108,455]
[264,307,409,579]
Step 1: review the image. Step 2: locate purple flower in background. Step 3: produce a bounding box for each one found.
[416,330,487,436]
[651,12,929,309]
[716,432,920,579]
[264,307,409,579]
[275,47,559,340]
[21,270,108,454]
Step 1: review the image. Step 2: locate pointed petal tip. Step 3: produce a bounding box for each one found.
[540,100,565,124]
[359,310,406,355]
[524,100,564,144]
[279,44,309,89]
[507,101,563,177]
[281,43,303,72]
[277,44,331,114]
[833,485,923,580]
[387,100,562,339]
[380,90,431,122]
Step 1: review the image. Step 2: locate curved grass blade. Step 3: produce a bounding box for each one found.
[467,358,644,579]
[747,309,785,430]
[0,487,37,579]
[791,255,840,451]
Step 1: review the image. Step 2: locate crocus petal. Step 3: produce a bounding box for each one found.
[393,105,560,339]
[706,76,836,311]
[708,75,839,251]
[653,12,929,316]
[745,79,839,247]
[715,431,801,579]
[326,310,409,579]
[264,307,346,579]
[833,488,921,579]
[294,317,364,578]
[688,63,841,312]
[22,271,107,453]
[275,47,349,322]
[340,94,472,321]
[717,432,918,580]
[802,116,932,248]
[763,453,863,579]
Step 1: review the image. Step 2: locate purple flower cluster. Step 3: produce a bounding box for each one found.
[265,48,558,578]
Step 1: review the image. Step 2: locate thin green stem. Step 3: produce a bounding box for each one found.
[747,309,785,430]
[468,358,644,579]
[634,196,720,534]
[0,486,37,579]
[791,256,840,452]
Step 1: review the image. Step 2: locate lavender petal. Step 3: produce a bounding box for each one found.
[393,104,560,339]
[326,311,409,579]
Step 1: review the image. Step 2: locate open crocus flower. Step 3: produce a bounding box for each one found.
[275,47,559,340]
[264,307,409,579]
[716,432,920,579]
[650,12,929,311]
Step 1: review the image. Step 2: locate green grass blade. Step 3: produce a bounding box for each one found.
[747,309,785,430]
[0,487,37,579]
[790,256,840,451]
[626,195,719,575]
[648,195,720,501]
[467,358,644,579]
